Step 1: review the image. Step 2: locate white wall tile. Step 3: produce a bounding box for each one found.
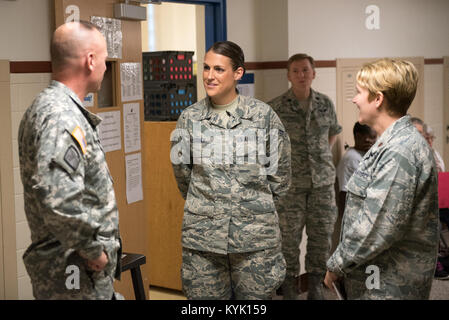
[10,73,45,85]
[10,84,20,112]
[15,193,25,223]
[13,167,23,196]
[12,138,19,169]
[18,83,46,111]
[41,74,51,84]
[16,249,27,278]
[15,220,31,251]
[17,276,34,300]
[11,111,23,151]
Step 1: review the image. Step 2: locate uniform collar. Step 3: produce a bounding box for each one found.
[198,95,257,129]
[51,80,102,127]
[369,115,412,153]
[284,88,320,112]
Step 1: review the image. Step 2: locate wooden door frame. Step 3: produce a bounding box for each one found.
[0,60,18,299]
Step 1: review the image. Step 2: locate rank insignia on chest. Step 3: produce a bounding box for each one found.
[71,126,87,155]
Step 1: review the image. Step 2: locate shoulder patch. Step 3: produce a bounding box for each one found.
[64,146,80,171]
[71,126,87,155]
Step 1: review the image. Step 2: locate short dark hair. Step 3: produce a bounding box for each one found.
[287,53,315,71]
[410,117,424,126]
[353,122,373,137]
[207,41,245,76]
[50,20,100,70]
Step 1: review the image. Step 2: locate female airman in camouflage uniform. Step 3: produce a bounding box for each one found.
[325,58,439,300]
[171,41,291,299]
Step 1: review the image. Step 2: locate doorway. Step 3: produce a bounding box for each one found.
[142,2,206,101]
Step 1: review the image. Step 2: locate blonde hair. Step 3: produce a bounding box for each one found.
[356,58,418,116]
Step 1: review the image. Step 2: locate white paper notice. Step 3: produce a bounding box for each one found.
[98,111,121,152]
[125,153,143,204]
[120,63,143,102]
[123,103,141,153]
[83,93,94,107]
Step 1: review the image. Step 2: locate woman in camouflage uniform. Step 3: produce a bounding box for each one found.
[325,58,439,299]
[171,41,291,299]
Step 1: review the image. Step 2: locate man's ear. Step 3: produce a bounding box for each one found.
[86,52,95,72]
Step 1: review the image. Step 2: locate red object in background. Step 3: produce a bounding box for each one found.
[439,172,449,209]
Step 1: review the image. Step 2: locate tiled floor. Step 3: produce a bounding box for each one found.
[148,278,449,300]
[149,286,186,300]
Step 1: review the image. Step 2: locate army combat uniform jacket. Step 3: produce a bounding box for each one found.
[18,81,121,299]
[327,116,439,299]
[171,95,291,254]
[268,88,341,188]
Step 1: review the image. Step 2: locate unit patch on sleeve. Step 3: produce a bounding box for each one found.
[71,126,87,155]
[64,145,80,171]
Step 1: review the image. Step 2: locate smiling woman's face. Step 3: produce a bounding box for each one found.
[203,50,242,105]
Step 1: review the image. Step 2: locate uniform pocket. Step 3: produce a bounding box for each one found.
[235,164,275,213]
[263,247,286,296]
[346,170,370,198]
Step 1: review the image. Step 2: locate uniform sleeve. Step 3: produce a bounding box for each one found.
[170,112,192,199]
[35,117,104,260]
[267,110,292,202]
[327,151,417,276]
[327,98,342,137]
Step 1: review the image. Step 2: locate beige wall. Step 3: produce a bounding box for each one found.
[287,0,449,60]
[0,0,53,61]
[227,0,289,102]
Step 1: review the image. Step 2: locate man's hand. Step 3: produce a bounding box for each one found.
[87,251,108,272]
[324,270,339,290]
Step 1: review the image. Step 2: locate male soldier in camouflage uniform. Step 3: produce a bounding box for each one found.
[268,54,341,299]
[18,21,121,299]
[171,41,291,299]
[325,58,439,299]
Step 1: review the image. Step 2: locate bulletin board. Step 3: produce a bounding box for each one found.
[54,0,148,300]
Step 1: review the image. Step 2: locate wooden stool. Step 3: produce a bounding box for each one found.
[121,252,147,300]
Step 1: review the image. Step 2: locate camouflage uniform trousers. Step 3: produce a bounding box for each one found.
[26,251,115,300]
[279,184,338,278]
[181,246,286,299]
